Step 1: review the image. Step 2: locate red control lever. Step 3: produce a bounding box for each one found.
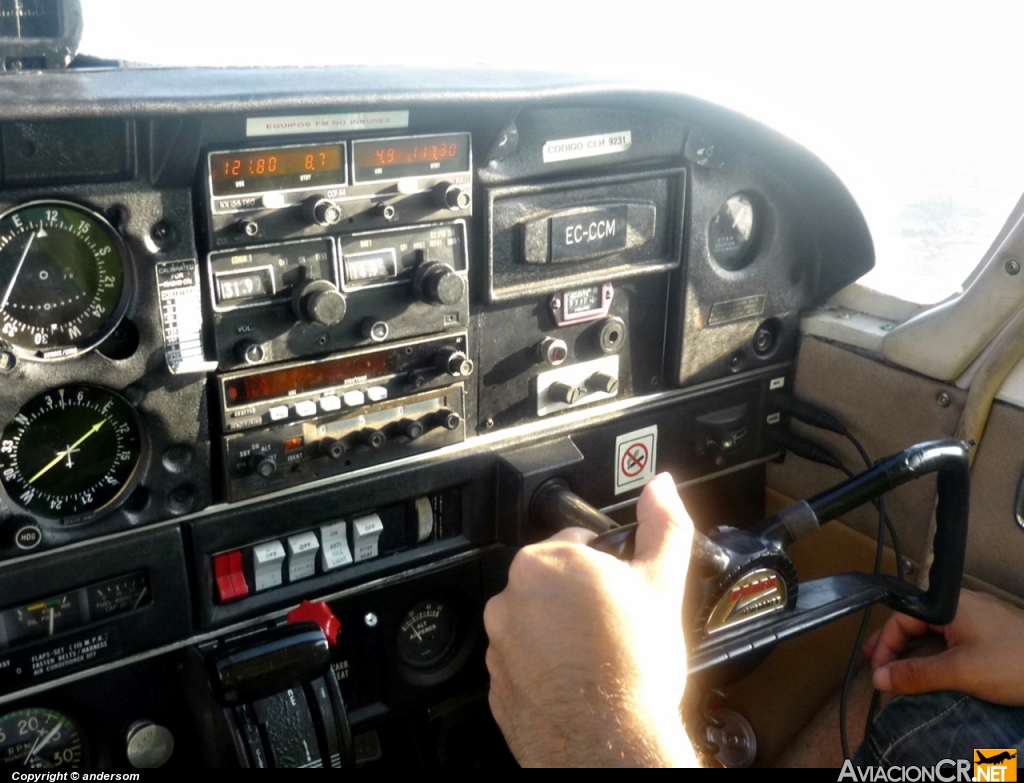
[287,600,342,646]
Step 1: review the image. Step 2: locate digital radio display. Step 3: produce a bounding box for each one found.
[224,353,395,406]
[352,133,470,183]
[210,144,346,196]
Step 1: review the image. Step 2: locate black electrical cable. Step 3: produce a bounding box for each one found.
[768,396,905,759]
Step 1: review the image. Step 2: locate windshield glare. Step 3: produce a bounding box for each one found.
[78,1,1024,304]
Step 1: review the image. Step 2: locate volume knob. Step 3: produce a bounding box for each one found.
[292,279,347,326]
[413,262,465,306]
[433,182,472,211]
[304,196,343,227]
[436,350,474,377]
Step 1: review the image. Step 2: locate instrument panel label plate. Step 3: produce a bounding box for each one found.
[246,111,410,137]
[614,425,658,495]
[707,295,766,326]
[542,130,632,163]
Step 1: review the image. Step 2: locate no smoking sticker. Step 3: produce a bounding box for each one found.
[614,425,658,495]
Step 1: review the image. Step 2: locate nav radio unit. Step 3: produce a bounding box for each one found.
[202,130,476,502]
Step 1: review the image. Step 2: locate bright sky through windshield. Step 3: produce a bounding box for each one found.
[80,0,1024,304]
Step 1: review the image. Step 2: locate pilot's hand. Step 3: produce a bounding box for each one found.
[863,588,1024,705]
[483,473,698,767]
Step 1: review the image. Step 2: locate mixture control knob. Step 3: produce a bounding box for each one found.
[248,453,277,478]
[436,350,474,377]
[322,438,346,460]
[549,382,581,405]
[304,196,343,227]
[358,428,387,449]
[413,262,465,306]
[399,418,425,440]
[293,278,347,326]
[436,409,462,430]
[433,182,472,211]
[586,372,619,395]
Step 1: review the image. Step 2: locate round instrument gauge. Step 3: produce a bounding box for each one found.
[0,708,88,769]
[397,599,458,670]
[708,193,760,271]
[0,386,146,523]
[0,200,132,360]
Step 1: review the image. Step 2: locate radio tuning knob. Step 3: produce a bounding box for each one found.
[292,278,347,326]
[399,419,425,440]
[436,409,462,431]
[433,182,471,211]
[358,428,387,449]
[322,438,346,460]
[304,196,343,227]
[413,262,465,306]
[436,350,474,377]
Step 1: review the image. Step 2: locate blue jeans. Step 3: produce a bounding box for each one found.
[853,691,1024,766]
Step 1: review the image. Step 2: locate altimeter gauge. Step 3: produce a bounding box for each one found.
[0,386,146,523]
[0,200,132,360]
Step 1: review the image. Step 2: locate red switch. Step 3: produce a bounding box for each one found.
[287,599,342,646]
[213,550,249,603]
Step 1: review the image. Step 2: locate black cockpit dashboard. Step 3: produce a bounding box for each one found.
[0,63,872,769]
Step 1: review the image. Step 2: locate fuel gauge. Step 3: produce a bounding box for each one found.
[87,571,150,620]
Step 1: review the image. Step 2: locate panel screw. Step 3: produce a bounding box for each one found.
[484,417,495,430]
[1007,259,1021,275]
[0,350,16,373]
[315,334,329,347]
[150,221,173,247]
[901,558,915,576]
[880,323,894,331]
[364,612,378,628]
[550,298,561,310]
[936,391,951,407]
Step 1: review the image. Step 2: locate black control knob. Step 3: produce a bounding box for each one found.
[235,339,266,365]
[399,418,425,440]
[436,409,462,431]
[358,428,387,449]
[433,182,471,211]
[303,196,343,227]
[436,350,474,377]
[322,438,346,460]
[248,453,277,478]
[377,203,398,222]
[361,319,389,342]
[585,372,619,395]
[292,279,347,326]
[413,262,465,306]
[549,382,581,405]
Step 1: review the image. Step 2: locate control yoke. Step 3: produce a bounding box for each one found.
[532,440,971,677]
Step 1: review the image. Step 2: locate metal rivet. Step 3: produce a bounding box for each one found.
[880,323,894,331]
[936,391,951,407]
[901,558,915,576]
[1006,259,1021,275]
[484,417,495,430]
[364,612,378,628]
